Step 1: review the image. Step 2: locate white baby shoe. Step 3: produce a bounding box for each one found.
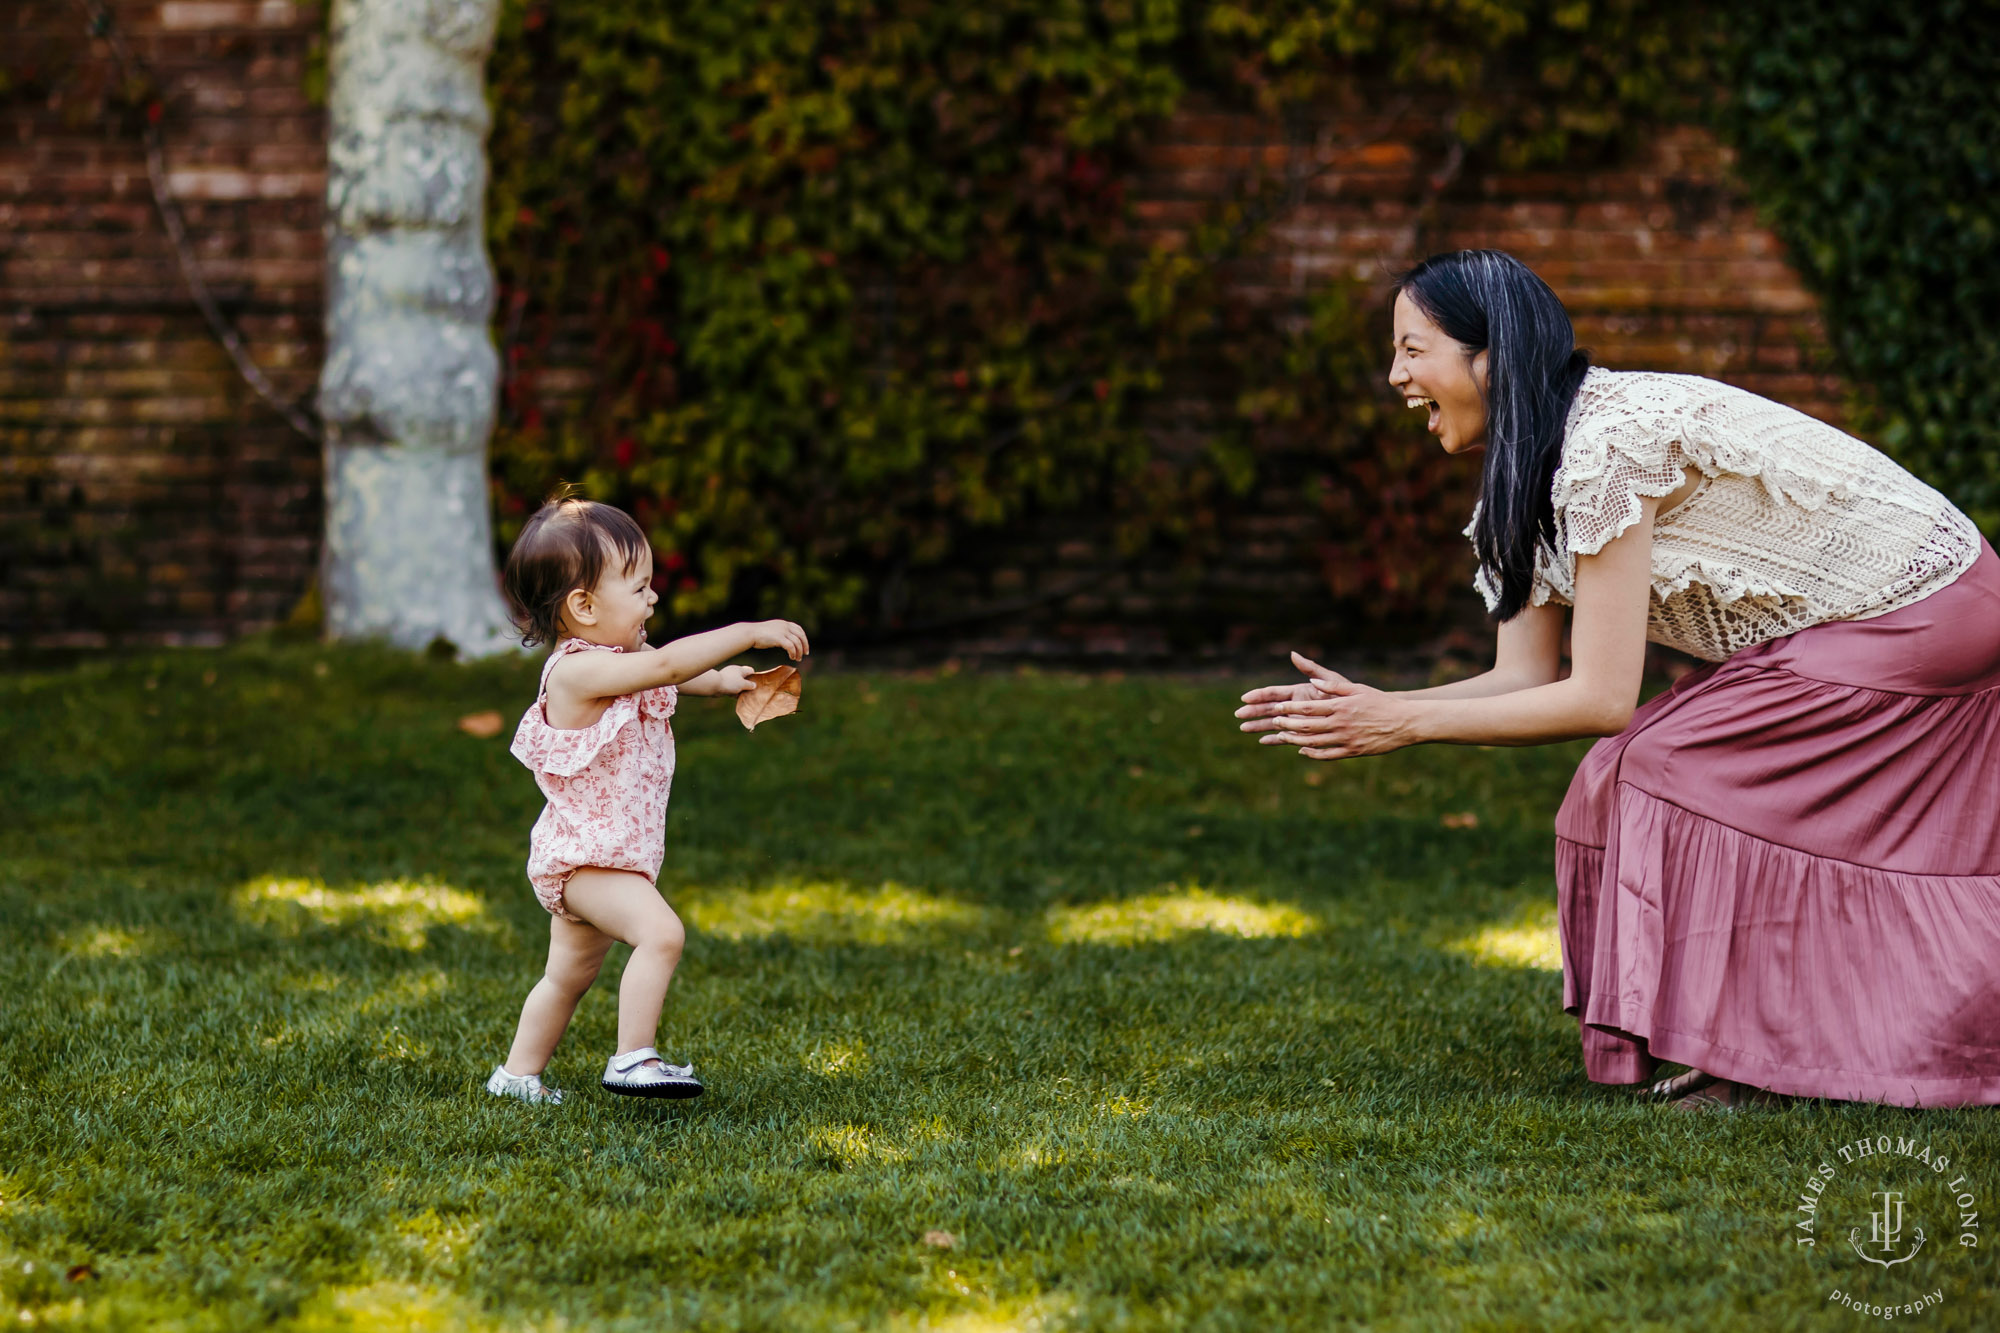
[486,1065,565,1105]
[601,1047,704,1099]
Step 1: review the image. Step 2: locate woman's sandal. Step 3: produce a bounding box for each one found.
[1646,1068,1715,1101]
[1670,1078,1793,1112]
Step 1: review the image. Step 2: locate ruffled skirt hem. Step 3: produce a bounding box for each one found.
[1557,795,2000,1107]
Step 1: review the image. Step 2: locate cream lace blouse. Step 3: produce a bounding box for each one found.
[1470,368,1983,662]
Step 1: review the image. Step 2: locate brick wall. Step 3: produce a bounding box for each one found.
[1,15,1845,656]
[1,0,324,650]
[890,107,1844,663]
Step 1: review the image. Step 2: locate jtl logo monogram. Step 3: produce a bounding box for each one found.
[1852,1189,1926,1268]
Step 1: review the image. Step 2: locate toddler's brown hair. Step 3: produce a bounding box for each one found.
[502,495,652,648]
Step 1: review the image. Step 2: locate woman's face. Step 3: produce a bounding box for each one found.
[1388,291,1490,455]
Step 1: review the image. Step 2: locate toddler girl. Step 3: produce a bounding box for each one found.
[486,497,807,1103]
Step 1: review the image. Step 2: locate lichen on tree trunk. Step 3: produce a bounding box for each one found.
[317,0,517,656]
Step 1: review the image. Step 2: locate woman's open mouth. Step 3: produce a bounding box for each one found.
[1406,394,1441,436]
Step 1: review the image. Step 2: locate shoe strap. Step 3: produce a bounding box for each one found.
[610,1046,662,1074]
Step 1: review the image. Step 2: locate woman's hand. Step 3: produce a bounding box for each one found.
[1235,652,1348,725]
[1236,652,1414,760]
[748,619,810,660]
[1255,681,1415,760]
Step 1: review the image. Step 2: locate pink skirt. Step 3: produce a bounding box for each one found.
[1556,539,2000,1106]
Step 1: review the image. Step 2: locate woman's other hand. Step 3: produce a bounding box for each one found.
[1255,679,1414,759]
[1235,652,1351,728]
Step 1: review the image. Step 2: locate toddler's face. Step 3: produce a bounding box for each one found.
[578,550,657,650]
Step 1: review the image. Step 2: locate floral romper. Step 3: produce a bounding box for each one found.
[509,638,678,922]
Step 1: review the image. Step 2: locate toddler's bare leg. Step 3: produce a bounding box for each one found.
[503,914,614,1077]
[561,867,686,1057]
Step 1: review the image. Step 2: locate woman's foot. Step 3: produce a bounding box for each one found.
[601,1047,704,1099]
[1646,1068,1715,1100]
[1670,1078,1792,1112]
[487,1065,565,1105]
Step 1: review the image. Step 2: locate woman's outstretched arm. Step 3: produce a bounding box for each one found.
[1400,602,1568,700]
[1246,497,1659,757]
[1234,604,1563,724]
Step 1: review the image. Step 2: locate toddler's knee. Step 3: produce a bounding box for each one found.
[637,915,685,964]
[545,958,602,998]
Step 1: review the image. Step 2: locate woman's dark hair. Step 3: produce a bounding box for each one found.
[501,494,652,648]
[1395,250,1590,621]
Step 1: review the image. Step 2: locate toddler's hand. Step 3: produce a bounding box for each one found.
[749,619,810,660]
[714,664,756,695]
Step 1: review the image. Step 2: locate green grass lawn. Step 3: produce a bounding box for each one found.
[1,643,1994,1331]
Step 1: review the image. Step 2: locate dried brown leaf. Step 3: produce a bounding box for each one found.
[735,665,802,730]
[457,710,505,739]
[921,1230,957,1249]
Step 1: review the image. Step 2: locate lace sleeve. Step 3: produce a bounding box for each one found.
[1554,389,1690,557]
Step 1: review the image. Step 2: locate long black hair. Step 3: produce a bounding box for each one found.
[1395,250,1590,621]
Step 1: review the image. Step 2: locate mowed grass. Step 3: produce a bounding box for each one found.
[1,643,1995,1331]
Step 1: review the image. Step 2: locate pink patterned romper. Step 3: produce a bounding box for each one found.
[508,638,678,923]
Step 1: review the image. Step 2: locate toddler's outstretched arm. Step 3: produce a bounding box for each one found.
[678,665,753,697]
[557,620,808,705]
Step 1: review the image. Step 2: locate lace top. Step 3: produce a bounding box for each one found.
[1469,369,1982,661]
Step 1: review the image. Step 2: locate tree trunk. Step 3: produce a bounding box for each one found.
[316,0,516,656]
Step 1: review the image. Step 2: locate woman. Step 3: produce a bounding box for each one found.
[1238,249,2000,1109]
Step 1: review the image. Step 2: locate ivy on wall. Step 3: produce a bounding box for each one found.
[19,3,1991,638]
[1714,0,2000,533]
[483,0,1702,630]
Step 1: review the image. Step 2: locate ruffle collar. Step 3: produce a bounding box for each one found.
[509,640,675,777]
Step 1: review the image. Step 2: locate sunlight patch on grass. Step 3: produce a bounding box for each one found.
[808,1124,906,1168]
[52,925,164,959]
[235,877,490,950]
[1432,1206,1492,1242]
[283,1281,510,1332]
[395,1210,482,1273]
[1095,1095,1151,1117]
[890,1295,1074,1333]
[1441,900,1562,971]
[682,880,993,945]
[907,1115,954,1144]
[805,1038,871,1078]
[373,1026,432,1064]
[1045,886,1317,946]
[359,970,451,1015]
